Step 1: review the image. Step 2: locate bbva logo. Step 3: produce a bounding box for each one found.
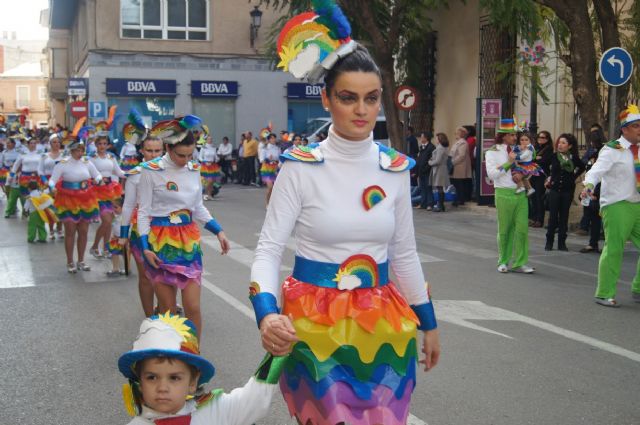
[201,83,229,94]
[127,81,157,92]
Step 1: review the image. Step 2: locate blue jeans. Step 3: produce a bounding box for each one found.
[418,174,434,208]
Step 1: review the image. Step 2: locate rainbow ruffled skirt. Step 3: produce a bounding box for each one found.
[0,167,9,187]
[512,161,542,176]
[106,237,123,255]
[280,255,419,425]
[18,172,40,196]
[54,181,99,223]
[200,162,221,183]
[144,209,203,289]
[120,155,139,173]
[260,161,278,184]
[93,180,123,214]
[129,208,143,263]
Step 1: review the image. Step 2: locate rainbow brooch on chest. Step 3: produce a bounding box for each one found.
[166,181,179,191]
[362,185,386,211]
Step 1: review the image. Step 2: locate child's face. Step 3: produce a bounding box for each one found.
[139,358,198,415]
[519,135,530,147]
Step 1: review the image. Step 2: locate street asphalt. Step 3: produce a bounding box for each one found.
[0,185,638,425]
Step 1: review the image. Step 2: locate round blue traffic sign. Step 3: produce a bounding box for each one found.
[599,47,634,87]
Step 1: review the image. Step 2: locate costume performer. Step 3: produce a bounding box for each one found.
[24,181,58,243]
[198,126,221,200]
[38,133,65,239]
[120,111,141,173]
[119,108,163,317]
[485,119,534,274]
[582,105,640,307]
[511,133,542,196]
[250,3,440,424]
[11,138,42,201]
[137,115,230,337]
[2,138,22,217]
[119,313,283,425]
[49,118,103,273]
[259,133,280,185]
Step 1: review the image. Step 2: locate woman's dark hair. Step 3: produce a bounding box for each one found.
[463,125,476,138]
[517,132,535,145]
[536,130,552,149]
[171,130,196,148]
[589,126,606,150]
[324,44,382,94]
[436,132,449,148]
[95,135,110,144]
[557,133,580,158]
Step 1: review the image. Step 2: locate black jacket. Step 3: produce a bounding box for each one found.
[415,143,436,176]
[548,153,585,193]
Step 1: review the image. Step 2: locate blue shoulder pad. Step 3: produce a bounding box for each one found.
[280,143,324,164]
[377,143,415,172]
[187,160,201,171]
[141,157,164,171]
[126,166,141,176]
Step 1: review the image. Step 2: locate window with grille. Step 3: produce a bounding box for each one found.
[121,0,208,41]
[38,87,47,100]
[16,86,30,109]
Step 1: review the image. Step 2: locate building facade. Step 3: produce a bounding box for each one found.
[46,0,329,145]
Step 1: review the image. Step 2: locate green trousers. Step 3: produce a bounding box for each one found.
[27,211,47,242]
[4,187,25,216]
[595,201,640,299]
[495,188,529,268]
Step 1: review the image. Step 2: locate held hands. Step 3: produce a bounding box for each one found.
[143,249,162,269]
[259,313,298,356]
[508,151,517,162]
[419,329,441,372]
[217,231,230,255]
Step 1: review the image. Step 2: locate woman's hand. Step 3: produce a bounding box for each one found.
[259,313,298,356]
[143,249,162,269]
[419,329,441,372]
[217,231,230,255]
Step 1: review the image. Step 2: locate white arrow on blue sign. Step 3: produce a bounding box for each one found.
[599,47,634,87]
[89,101,106,119]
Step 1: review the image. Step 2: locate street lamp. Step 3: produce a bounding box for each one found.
[250,6,263,48]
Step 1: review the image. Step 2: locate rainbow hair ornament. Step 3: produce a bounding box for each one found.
[277,0,356,83]
[620,104,640,127]
[362,185,386,211]
[62,117,88,150]
[122,108,148,145]
[149,115,202,145]
[95,105,118,137]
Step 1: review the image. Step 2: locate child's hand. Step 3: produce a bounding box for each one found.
[260,313,298,356]
[508,151,517,161]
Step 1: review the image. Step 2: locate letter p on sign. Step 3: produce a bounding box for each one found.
[89,101,106,119]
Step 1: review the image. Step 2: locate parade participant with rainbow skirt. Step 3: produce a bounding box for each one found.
[137,115,230,338]
[250,2,440,424]
[38,133,65,239]
[48,118,103,273]
[119,109,163,317]
[9,137,41,216]
[197,125,221,200]
[582,105,640,307]
[2,137,24,217]
[120,109,141,173]
[259,132,280,206]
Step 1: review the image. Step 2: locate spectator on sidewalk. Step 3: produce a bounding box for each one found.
[218,136,233,184]
[242,131,258,186]
[577,124,606,235]
[450,127,471,206]
[429,133,450,212]
[529,130,554,228]
[414,132,436,210]
[463,124,477,200]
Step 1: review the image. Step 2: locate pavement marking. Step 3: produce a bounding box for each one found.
[529,258,632,286]
[201,236,291,272]
[0,247,35,288]
[415,234,497,259]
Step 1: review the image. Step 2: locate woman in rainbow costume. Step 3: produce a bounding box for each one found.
[89,110,126,258]
[137,115,230,337]
[38,133,65,239]
[10,137,42,209]
[119,109,164,317]
[259,132,280,205]
[48,118,103,273]
[120,111,141,173]
[250,2,440,424]
[197,125,221,200]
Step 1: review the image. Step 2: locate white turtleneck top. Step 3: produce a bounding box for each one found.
[90,152,125,180]
[120,142,138,159]
[199,143,218,163]
[38,151,65,177]
[251,126,429,306]
[12,150,41,174]
[49,157,102,185]
[260,143,281,162]
[137,154,214,236]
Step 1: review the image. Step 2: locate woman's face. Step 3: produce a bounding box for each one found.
[7,140,15,150]
[322,71,382,141]
[420,134,428,144]
[50,139,61,151]
[70,146,85,159]
[537,133,549,145]
[95,138,109,153]
[556,138,570,153]
[168,144,195,167]
[27,140,37,151]
[456,129,466,139]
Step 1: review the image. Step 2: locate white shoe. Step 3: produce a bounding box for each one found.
[203,195,210,201]
[497,264,509,273]
[511,264,535,274]
[527,188,536,196]
[515,187,525,194]
[56,230,64,239]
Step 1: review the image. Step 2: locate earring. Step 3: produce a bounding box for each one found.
[324,108,329,111]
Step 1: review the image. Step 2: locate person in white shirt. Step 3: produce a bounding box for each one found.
[120,139,140,172]
[217,136,233,183]
[2,139,21,217]
[258,133,280,206]
[581,105,640,307]
[485,119,534,274]
[38,133,65,239]
[251,10,440,423]
[198,134,220,200]
[49,119,103,273]
[137,117,230,338]
[9,138,41,217]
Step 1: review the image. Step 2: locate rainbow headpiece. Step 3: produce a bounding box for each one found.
[122,108,148,146]
[497,118,517,134]
[62,117,88,150]
[194,124,210,146]
[94,105,118,137]
[277,0,356,83]
[619,104,640,128]
[0,114,5,125]
[259,122,273,140]
[118,312,214,386]
[149,115,202,145]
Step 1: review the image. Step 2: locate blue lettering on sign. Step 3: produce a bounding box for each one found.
[287,83,324,99]
[191,81,238,98]
[106,79,177,97]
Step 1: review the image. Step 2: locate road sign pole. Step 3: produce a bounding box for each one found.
[608,86,617,139]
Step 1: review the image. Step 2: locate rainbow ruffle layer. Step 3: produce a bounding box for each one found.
[18,174,40,196]
[260,161,278,183]
[200,162,221,183]
[93,181,122,214]
[512,161,542,176]
[144,220,203,289]
[120,155,139,172]
[0,167,7,186]
[129,210,143,263]
[281,277,418,425]
[106,237,123,255]
[54,183,99,223]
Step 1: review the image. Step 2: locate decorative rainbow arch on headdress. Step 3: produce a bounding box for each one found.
[122,108,148,145]
[277,0,355,83]
[620,104,640,127]
[95,105,118,137]
[149,115,202,145]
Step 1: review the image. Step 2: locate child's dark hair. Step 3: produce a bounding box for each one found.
[324,44,381,94]
[134,356,200,382]
[28,181,39,191]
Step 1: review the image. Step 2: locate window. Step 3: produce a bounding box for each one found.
[121,0,208,40]
[51,48,68,79]
[38,87,47,100]
[16,86,30,109]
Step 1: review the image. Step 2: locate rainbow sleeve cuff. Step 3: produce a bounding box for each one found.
[254,353,287,385]
[251,292,280,328]
[120,225,130,239]
[411,302,438,331]
[204,218,222,235]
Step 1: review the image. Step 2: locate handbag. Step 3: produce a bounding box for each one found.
[447,156,454,175]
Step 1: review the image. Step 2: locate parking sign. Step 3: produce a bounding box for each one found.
[89,101,106,119]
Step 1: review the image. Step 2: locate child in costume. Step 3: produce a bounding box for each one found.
[106,201,125,276]
[24,180,58,243]
[119,312,284,425]
[511,133,541,196]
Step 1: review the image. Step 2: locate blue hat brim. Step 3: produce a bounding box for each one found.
[118,349,215,386]
[621,117,640,127]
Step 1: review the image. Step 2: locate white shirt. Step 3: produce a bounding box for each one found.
[199,143,218,163]
[36,143,48,154]
[125,377,274,425]
[251,126,429,306]
[137,155,214,236]
[121,169,141,228]
[1,148,19,168]
[218,142,233,157]
[120,142,138,159]
[91,153,125,180]
[584,135,640,208]
[260,143,280,162]
[485,144,517,189]
[49,157,102,185]
[38,152,64,176]
[24,189,52,213]
[12,150,41,173]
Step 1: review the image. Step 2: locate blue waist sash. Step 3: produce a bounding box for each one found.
[150,210,193,226]
[21,171,37,177]
[292,255,389,289]
[61,180,89,190]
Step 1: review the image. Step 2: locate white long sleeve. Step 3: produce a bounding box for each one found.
[199,144,218,163]
[49,157,102,186]
[120,142,138,159]
[120,171,141,227]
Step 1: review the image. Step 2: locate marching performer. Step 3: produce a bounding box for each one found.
[250,2,440,424]
[120,109,141,173]
[2,138,22,217]
[24,180,58,243]
[9,137,41,217]
[582,105,640,307]
[38,133,65,239]
[49,118,103,273]
[259,132,280,206]
[197,126,221,200]
[137,115,230,337]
